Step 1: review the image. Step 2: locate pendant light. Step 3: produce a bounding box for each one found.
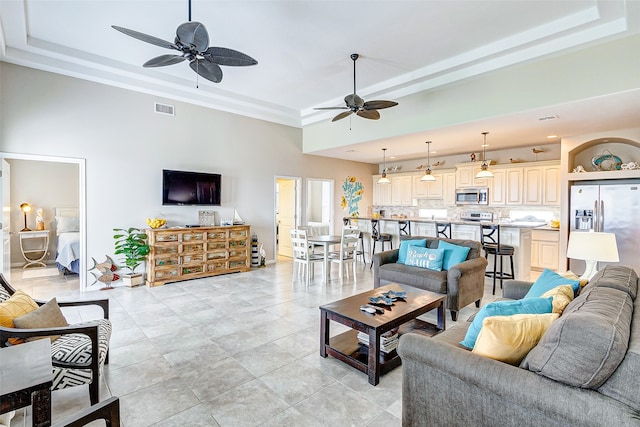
[421,141,436,182]
[475,131,494,179]
[378,148,391,184]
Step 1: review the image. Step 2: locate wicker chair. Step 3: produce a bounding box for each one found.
[0,274,111,405]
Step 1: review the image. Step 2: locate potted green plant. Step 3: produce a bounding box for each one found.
[113,227,150,287]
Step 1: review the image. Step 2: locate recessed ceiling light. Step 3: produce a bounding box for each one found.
[546,135,558,139]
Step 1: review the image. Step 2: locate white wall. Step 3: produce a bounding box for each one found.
[0,63,377,274]
[8,159,79,264]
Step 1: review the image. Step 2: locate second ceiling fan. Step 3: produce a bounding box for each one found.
[316,54,398,122]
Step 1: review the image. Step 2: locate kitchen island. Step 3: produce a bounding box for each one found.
[343,216,557,281]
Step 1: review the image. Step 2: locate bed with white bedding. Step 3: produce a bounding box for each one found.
[54,208,80,274]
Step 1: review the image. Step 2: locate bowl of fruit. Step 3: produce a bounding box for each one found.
[146,217,167,229]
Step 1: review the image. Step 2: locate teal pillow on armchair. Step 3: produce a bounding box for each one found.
[398,239,427,264]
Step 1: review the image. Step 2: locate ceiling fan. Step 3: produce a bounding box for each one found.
[315,53,398,122]
[111,0,257,84]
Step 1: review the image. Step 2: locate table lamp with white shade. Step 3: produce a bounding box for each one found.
[566,230,619,281]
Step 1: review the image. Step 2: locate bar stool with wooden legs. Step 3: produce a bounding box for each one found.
[480,224,515,295]
[370,219,393,269]
[435,222,451,239]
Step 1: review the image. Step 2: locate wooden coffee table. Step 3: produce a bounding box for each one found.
[319,283,445,385]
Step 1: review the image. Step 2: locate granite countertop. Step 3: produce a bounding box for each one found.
[345,216,557,230]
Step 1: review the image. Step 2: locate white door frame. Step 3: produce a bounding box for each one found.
[0,152,86,291]
[274,176,302,259]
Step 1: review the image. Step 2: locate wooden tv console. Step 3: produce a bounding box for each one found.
[145,225,251,287]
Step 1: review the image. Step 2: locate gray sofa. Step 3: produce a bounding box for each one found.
[397,265,640,427]
[373,236,488,321]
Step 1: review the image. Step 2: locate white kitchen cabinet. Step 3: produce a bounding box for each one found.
[413,222,436,237]
[523,166,543,205]
[443,172,457,206]
[531,229,559,270]
[496,227,532,281]
[543,165,561,205]
[372,175,392,206]
[456,164,485,188]
[391,174,413,206]
[489,168,506,205]
[452,224,480,241]
[523,161,561,206]
[413,172,445,199]
[505,168,523,205]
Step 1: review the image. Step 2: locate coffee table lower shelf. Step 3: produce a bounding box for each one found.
[325,318,443,377]
[326,330,402,376]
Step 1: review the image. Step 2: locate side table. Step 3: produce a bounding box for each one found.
[19,230,50,268]
[0,339,53,427]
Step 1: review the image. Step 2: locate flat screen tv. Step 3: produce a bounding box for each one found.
[162,169,221,206]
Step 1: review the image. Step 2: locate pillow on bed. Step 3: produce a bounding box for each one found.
[56,216,79,234]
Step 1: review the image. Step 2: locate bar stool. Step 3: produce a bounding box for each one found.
[398,220,411,236]
[480,224,515,295]
[435,222,451,239]
[370,219,393,269]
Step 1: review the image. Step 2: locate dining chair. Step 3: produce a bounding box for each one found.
[329,226,360,280]
[290,229,324,285]
[435,222,452,239]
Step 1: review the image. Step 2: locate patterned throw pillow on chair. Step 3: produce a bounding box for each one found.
[405,247,445,271]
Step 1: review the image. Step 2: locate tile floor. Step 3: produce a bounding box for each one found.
[7,258,501,427]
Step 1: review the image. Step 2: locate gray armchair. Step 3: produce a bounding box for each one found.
[373,236,487,320]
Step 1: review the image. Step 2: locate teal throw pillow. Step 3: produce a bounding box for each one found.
[459,297,554,349]
[398,239,427,264]
[524,268,581,299]
[438,240,471,270]
[405,247,445,271]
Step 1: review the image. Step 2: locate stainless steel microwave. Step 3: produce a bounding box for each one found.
[455,187,489,205]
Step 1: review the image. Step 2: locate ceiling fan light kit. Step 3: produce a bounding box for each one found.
[475,131,494,179]
[421,140,436,182]
[112,0,257,84]
[315,53,398,122]
[378,148,391,184]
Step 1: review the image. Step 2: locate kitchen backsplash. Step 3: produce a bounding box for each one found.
[370,200,560,222]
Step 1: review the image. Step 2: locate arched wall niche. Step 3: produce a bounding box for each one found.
[568,137,640,173]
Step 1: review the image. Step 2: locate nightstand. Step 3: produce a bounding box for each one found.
[19,230,50,268]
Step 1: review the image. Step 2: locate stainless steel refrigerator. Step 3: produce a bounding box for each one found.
[570,182,640,275]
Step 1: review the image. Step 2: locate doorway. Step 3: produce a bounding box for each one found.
[0,153,86,290]
[275,177,301,258]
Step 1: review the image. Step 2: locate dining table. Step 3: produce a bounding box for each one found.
[307,234,342,283]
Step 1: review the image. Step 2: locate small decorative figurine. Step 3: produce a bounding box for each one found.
[470,152,477,162]
[36,208,45,231]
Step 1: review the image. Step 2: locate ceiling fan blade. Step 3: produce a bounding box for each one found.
[204,47,258,66]
[143,54,186,67]
[357,109,380,120]
[363,100,398,110]
[176,22,209,53]
[190,59,223,83]
[112,26,179,50]
[344,94,364,109]
[314,107,349,110]
[332,111,353,122]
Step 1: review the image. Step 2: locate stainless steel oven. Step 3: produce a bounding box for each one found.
[455,187,489,205]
